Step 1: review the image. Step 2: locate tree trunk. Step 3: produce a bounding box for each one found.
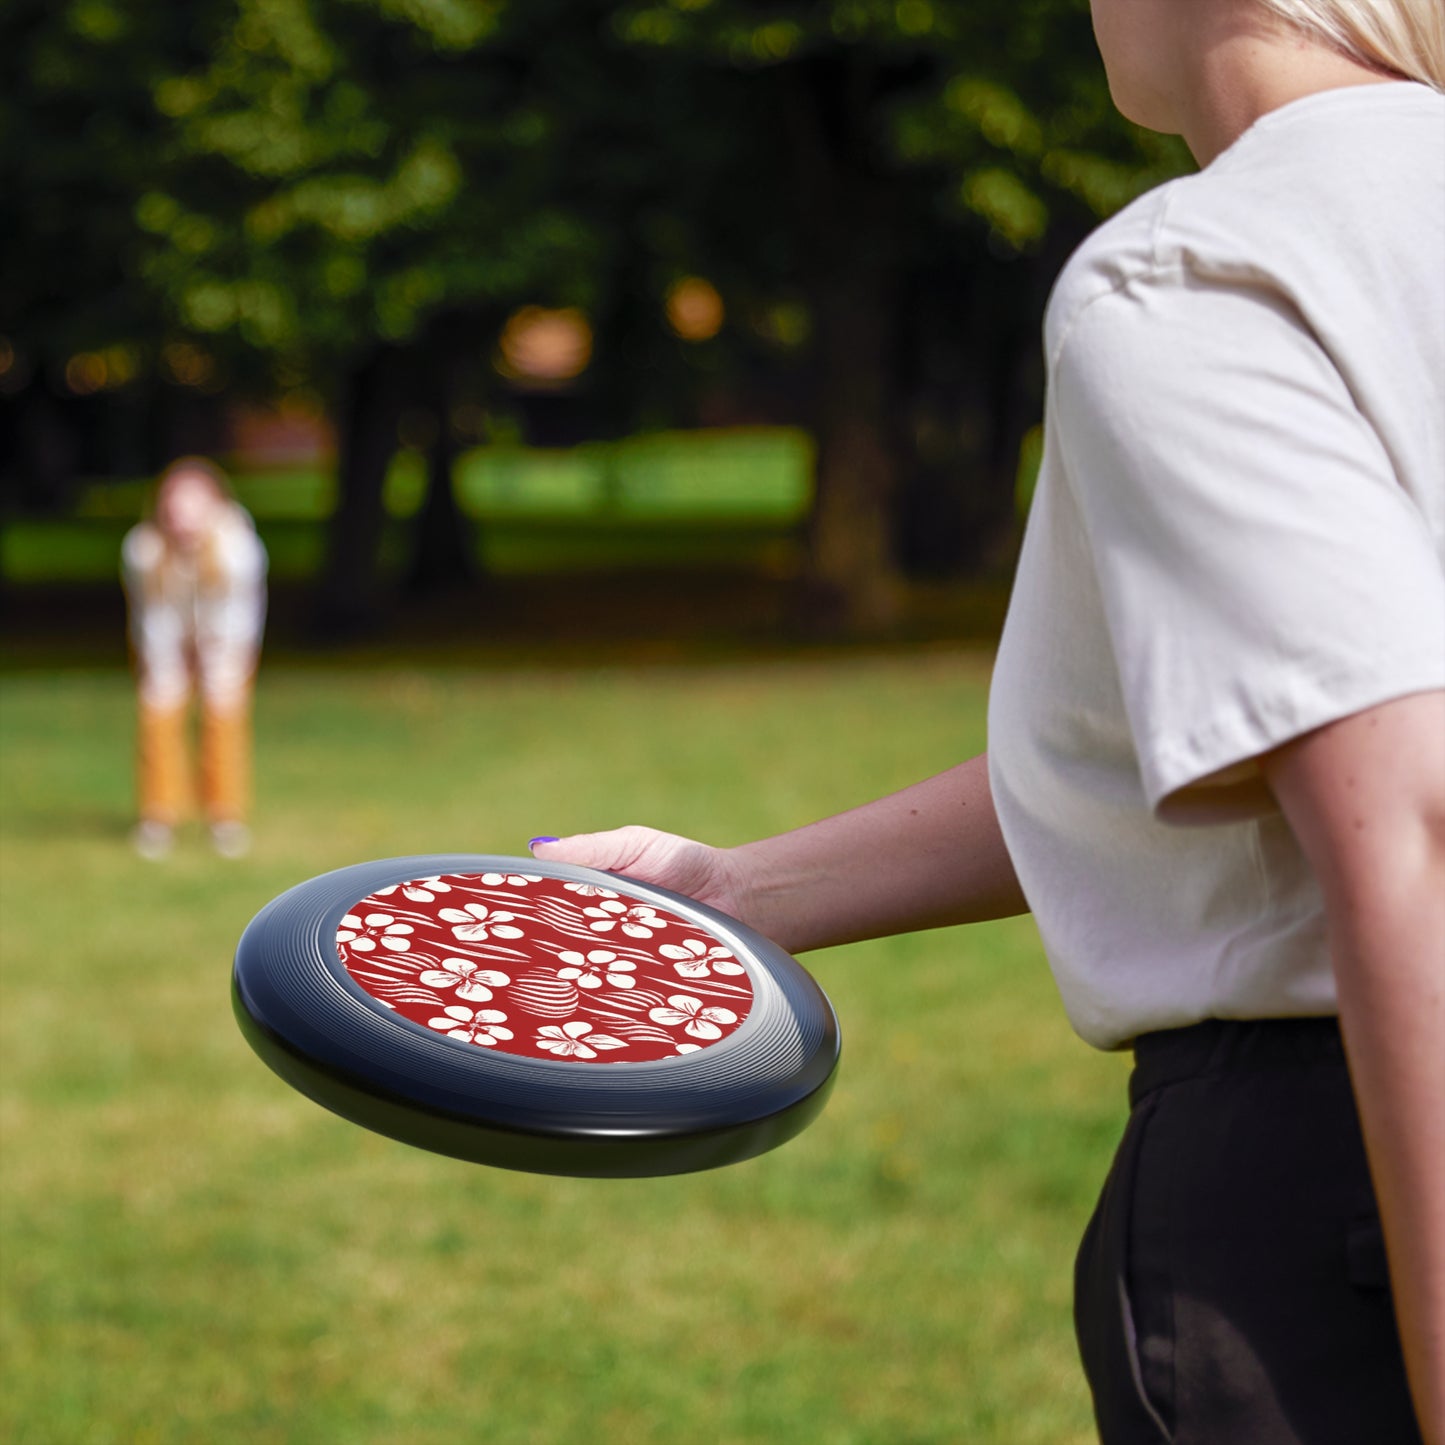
[313,345,404,641]
[6,381,81,513]
[780,57,908,635]
[891,236,1055,581]
[804,270,905,632]
[405,356,475,597]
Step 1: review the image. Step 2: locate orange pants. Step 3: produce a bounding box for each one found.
[137,692,252,826]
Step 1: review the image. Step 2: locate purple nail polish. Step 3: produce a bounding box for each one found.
[528,836,559,849]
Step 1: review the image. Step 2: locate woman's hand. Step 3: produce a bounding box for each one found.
[530,827,756,926]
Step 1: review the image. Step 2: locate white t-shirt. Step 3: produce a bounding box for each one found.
[988,82,1445,1051]
[122,502,268,709]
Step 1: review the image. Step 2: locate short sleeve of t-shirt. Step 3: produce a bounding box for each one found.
[1053,273,1445,821]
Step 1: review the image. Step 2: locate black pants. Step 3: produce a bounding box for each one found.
[1074,1018,1422,1445]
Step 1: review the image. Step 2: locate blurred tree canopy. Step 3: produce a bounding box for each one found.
[1,0,1190,632]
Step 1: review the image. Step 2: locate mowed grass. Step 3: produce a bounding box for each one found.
[0,653,1128,1445]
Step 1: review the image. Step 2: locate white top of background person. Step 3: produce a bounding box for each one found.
[123,458,267,711]
[533,1,1445,1435]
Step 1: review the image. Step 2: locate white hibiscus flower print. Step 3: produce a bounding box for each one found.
[555,950,636,991]
[563,882,618,899]
[479,872,542,887]
[583,900,669,939]
[648,994,738,1041]
[417,958,511,1002]
[336,913,414,953]
[438,902,524,942]
[659,939,745,980]
[427,1005,512,1046]
[534,1021,628,1060]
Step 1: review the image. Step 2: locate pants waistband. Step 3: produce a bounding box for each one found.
[1129,1016,1344,1108]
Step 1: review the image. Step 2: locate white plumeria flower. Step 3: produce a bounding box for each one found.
[555,949,636,991]
[438,902,524,942]
[479,871,542,887]
[564,882,618,899]
[427,1005,512,1046]
[582,899,626,930]
[400,876,452,902]
[648,994,738,1041]
[335,912,414,953]
[534,1020,627,1060]
[418,958,511,1002]
[675,1043,702,1055]
[659,939,745,979]
[619,906,667,938]
[584,900,668,938]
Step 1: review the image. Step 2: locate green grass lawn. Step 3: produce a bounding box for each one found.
[0,653,1127,1445]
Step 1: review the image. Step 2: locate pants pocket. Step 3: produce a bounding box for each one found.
[1074,1094,1173,1444]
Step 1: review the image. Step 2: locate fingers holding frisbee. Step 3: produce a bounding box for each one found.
[529,826,748,921]
[233,854,839,1178]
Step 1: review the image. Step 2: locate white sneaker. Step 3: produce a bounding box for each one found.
[210,821,252,859]
[132,820,174,861]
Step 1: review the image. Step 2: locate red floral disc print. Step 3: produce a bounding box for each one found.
[336,872,755,1064]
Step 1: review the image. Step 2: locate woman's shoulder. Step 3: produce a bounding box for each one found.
[1043,182,1183,363]
[1043,154,1311,364]
[1045,83,1445,367]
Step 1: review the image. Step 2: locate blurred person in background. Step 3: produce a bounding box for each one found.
[122,457,267,860]
[532,0,1445,1441]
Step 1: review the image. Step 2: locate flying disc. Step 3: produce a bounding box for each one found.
[232,855,840,1177]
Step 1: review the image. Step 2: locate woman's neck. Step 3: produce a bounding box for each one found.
[1178,10,1402,166]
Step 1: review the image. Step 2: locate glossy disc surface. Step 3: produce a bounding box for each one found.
[337,871,754,1064]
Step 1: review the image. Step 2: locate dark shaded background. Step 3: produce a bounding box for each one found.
[1,0,1191,654]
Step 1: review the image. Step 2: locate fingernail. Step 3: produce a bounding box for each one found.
[528,836,559,849]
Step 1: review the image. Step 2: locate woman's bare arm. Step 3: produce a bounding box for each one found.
[1263,690,1445,1445]
[531,752,1028,955]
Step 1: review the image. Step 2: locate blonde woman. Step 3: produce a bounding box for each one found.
[122,458,267,859]
[530,1,1445,1439]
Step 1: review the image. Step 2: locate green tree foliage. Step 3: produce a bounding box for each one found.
[1,1,208,501]
[599,0,1189,623]
[134,0,607,371]
[610,0,1187,247]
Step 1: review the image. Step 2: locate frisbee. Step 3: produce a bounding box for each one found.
[232,855,839,1177]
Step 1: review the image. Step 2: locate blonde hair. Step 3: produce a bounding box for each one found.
[149,456,238,594]
[155,455,233,508]
[1257,0,1445,89]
